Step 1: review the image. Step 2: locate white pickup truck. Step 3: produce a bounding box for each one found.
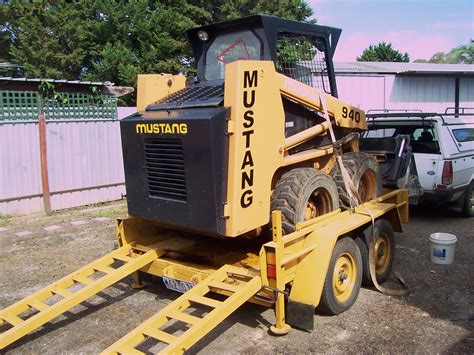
[359,109,474,217]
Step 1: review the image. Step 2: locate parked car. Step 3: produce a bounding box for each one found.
[360,108,474,217]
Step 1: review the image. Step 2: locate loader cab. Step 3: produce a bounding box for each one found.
[187,15,341,96]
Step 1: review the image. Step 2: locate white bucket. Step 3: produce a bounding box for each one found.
[429,233,457,265]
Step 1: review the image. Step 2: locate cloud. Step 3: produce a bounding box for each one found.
[334,31,457,62]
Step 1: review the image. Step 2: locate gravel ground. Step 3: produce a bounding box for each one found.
[0,201,472,354]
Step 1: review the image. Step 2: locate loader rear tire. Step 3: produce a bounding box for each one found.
[331,152,382,209]
[271,168,339,235]
[318,237,362,315]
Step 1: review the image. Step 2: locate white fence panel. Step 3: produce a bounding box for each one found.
[47,121,125,211]
[0,120,125,215]
[0,123,44,215]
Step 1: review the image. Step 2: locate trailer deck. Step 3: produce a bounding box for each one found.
[1,189,408,354]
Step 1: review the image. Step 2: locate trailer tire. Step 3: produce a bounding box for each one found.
[331,152,382,209]
[356,219,395,286]
[318,237,362,315]
[271,168,339,234]
[462,182,474,218]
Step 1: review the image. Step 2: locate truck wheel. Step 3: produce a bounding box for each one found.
[331,152,382,208]
[318,237,362,315]
[271,168,339,234]
[355,219,395,286]
[462,183,474,218]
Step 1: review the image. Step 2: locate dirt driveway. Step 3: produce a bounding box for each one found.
[0,201,473,353]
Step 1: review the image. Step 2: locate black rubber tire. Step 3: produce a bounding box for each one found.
[462,183,474,218]
[271,168,339,235]
[317,237,362,315]
[356,219,395,286]
[331,152,382,209]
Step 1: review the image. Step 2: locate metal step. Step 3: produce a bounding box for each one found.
[101,265,262,354]
[0,246,159,350]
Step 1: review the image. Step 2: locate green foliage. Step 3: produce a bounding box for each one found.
[414,40,473,64]
[0,213,12,227]
[1,0,314,104]
[251,0,313,21]
[446,40,473,64]
[357,42,410,62]
[90,86,104,105]
[207,0,312,22]
[38,81,69,106]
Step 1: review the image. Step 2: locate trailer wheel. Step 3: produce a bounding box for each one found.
[462,182,474,218]
[318,237,362,315]
[331,152,382,209]
[356,219,395,286]
[271,168,339,234]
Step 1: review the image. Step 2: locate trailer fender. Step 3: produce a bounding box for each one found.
[286,229,340,330]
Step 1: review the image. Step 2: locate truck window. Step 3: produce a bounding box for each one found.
[364,128,396,138]
[204,30,262,80]
[452,128,474,142]
[410,127,440,154]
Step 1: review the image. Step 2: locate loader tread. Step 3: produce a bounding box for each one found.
[331,152,382,208]
[271,168,339,234]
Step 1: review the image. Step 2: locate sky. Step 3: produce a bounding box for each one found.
[307,0,474,62]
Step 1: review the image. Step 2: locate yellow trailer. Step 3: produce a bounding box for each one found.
[0,189,408,353]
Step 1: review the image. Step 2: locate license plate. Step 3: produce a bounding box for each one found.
[162,276,195,293]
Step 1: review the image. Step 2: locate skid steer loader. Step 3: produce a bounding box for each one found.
[1,16,410,354]
[123,14,381,237]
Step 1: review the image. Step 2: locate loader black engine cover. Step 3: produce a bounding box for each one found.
[121,106,229,236]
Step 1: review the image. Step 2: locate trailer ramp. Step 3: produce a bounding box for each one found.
[0,245,159,350]
[102,265,262,354]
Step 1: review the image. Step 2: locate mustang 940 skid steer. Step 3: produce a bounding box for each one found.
[0,15,409,354]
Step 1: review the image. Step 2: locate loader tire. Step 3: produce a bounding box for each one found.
[271,168,339,235]
[331,152,382,209]
[318,237,362,315]
[355,219,395,286]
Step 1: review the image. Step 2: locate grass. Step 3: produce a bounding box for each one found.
[0,213,12,227]
[89,203,127,218]
[90,207,118,218]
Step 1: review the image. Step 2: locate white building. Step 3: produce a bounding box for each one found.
[334,62,474,113]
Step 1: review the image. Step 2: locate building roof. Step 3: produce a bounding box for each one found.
[0,76,114,86]
[0,77,134,97]
[334,61,474,75]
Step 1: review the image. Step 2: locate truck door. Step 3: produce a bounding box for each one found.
[449,127,474,188]
[410,127,441,192]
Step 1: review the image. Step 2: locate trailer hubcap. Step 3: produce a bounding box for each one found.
[305,188,333,220]
[333,252,356,302]
[358,169,377,203]
[375,232,391,274]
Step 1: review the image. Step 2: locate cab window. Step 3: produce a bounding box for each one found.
[204,30,262,81]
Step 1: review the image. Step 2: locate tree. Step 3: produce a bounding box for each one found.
[357,42,410,62]
[1,0,314,104]
[446,40,473,64]
[414,40,473,64]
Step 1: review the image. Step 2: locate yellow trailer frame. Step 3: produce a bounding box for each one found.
[0,189,408,353]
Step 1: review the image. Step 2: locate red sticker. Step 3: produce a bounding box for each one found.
[215,38,251,64]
